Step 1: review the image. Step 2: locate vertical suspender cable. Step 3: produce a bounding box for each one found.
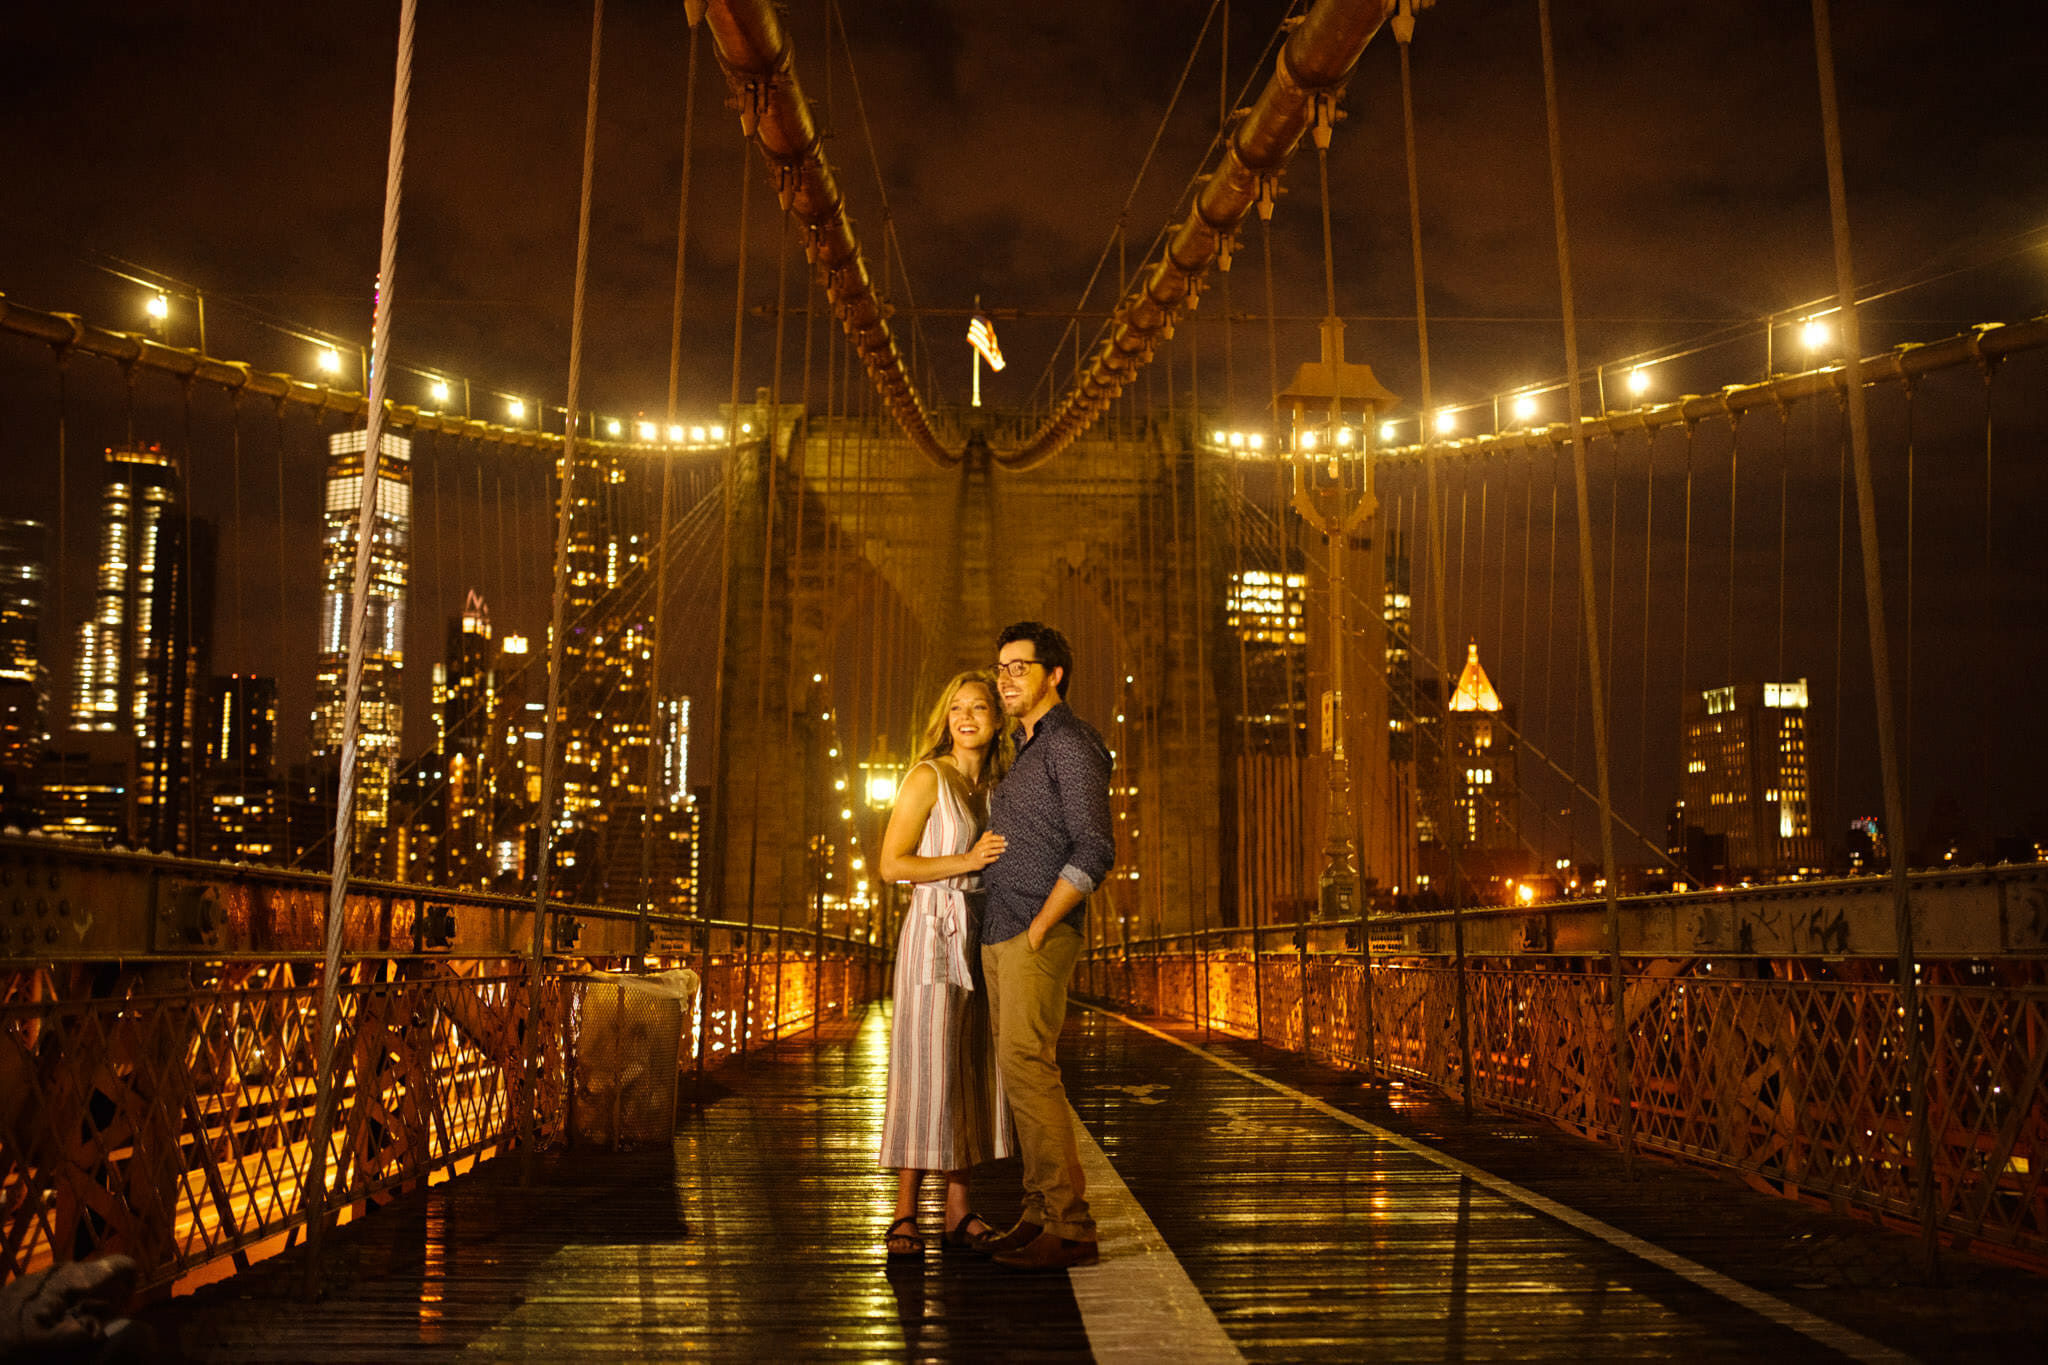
[642,14,703,963]
[1535,0,1630,1170]
[1394,4,1471,1112]
[306,0,417,1288]
[525,0,606,1176]
[707,137,752,1073]
[1809,0,1933,1269]
[1637,430,1655,828]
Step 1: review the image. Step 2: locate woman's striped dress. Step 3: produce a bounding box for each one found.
[878,761,1015,1171]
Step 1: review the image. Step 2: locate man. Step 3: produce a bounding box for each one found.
[974,620,1115,1271]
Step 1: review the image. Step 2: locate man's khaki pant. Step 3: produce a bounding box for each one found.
[982,920,1095,1241]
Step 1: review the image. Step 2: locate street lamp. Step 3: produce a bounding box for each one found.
[1434,409,1456,435]
[1512,393,1538,423]
[430,378,451,406]
[1802,318,1831,351]
[1627,366,1650,397]
[317,347,342,376]
[507,397,528,422]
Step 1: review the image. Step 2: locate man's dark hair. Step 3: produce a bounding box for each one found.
[997,620,1074,698]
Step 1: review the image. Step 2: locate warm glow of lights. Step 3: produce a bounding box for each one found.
[508,397,528,421]
[1380,420,1398,442]
[1337,426,1354,447]
[430,378,451,404]
[1228,431,1245,449]
[636,420,658,441]
[742,422,754,434]
[667,424,685,441]
[1516,881,1537,905]
[1211,429,1228,444]
[709,424,725,440]
[605,418,623,437]
[1802,318,1831,349]
[1300,429,1318,451]
[501,634,529,655]
[317,347,342,375]
[1512,393,1537,422]
[1247,433,1265,451]
[840,808,853,821]
[1434,409,1456,434]
[146,293,169,321]
[834,778,846,791]
[866,775,897,805]
[1628,366,1650,396]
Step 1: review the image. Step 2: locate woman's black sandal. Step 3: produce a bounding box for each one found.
[885,1216,926,1260]
[942,1212,994,1252]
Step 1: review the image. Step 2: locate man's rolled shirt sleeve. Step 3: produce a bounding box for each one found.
[1052,728,1116,893]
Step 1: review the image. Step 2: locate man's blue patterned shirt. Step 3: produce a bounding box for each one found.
[983,702,1117,946]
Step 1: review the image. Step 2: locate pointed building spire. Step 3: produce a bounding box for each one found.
[1448,640,1502,712]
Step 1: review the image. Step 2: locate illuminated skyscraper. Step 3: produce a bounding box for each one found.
[71,446,179,736]
[427,591,506,886]
[1415,643,1526,901]
[1418,643,1521,852]
[311,428,412,833]
[68,447,215,850]
[550,444,655,900]
[0,517,47,772]
[1680,679,1825,879]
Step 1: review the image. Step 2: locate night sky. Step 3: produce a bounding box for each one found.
[2,1,2044,863]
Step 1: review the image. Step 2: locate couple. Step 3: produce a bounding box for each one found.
[875,621,1115,1272]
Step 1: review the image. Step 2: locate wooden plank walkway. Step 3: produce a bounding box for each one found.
[144,1003,2047,1362]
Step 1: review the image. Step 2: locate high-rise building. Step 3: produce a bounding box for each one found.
[68,446,215,851]
[1680,679,1825,880]
[1225,568,1308,745]
[135,515,216,853]
[0,517,48,773]
[32,747,128,845]
[427,591,507,887]
[71,446,179,737]
[1415,643,1527,902]
[205,674,278,780]
[199,674,283,864]
[550,445,656,900]
[311,428,412,836]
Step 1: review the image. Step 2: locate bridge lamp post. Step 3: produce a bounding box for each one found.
[1278,324,1397,923]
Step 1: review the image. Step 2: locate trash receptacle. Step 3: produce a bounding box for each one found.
[572,968,700,1147]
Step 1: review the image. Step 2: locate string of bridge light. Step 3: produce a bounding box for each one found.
[1202,314,1844,455]
[134,283,751,450]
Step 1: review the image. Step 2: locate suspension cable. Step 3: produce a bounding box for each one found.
[1535,0,1630,1168]
[307,0,420,1287]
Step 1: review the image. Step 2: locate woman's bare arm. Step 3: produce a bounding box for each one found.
[878,764,1005,883]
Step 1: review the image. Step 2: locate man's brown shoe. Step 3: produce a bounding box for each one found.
[970,1219,1042,1256]
[993,1230,1100,1271]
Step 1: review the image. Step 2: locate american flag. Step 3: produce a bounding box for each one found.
[967,314,1006,371]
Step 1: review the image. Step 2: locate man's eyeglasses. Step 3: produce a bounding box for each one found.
[993,659,1041,680]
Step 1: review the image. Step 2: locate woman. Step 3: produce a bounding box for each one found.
[876,671,1015,1260]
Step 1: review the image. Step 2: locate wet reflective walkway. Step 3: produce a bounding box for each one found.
[150,1004,2044,1362]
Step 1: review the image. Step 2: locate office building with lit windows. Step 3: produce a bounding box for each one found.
[1679,679,1825,879]
[1414,643,1527,902]
[0,517,48,773]
[69,446,215,851]
[311,428,412,836]
[1226,567,1308,746]
[551,445,658,900]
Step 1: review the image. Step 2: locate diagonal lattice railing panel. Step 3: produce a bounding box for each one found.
[1082,949,2048,1268]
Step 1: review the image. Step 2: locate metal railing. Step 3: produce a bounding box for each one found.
[1081,875,2048,1272]
[0,842,886,1292]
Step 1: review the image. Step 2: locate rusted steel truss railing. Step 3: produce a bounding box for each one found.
[1082,908,2048,1272]
[1,929,883,1294]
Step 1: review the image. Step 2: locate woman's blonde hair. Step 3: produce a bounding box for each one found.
[914,671,1013,786]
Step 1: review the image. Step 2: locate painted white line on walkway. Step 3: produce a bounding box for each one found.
[1065,1099,1245,1364]
[1082,1004,1915,1365]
